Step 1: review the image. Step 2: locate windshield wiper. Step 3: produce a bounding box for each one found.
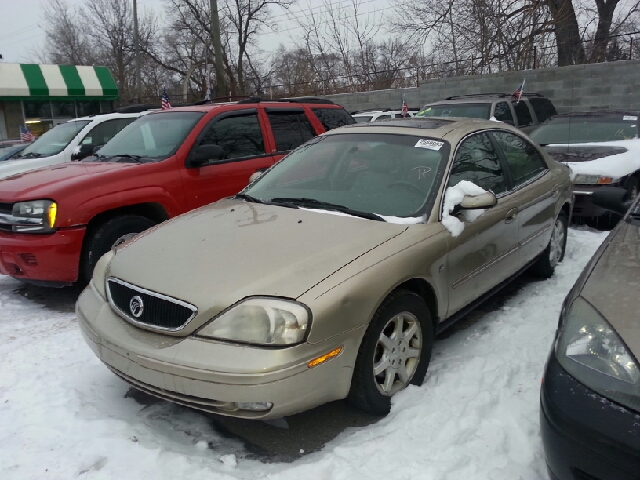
[269,197,383,221]
[17,152,42,159]
[234,193,269,204]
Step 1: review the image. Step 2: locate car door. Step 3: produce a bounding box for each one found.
[444,132,521,318]
[490,130,556,266]
[180,108,275,210]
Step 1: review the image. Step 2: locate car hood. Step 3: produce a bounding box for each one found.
[544,139,640,179]
[0,161,138,200]
[0,152,65,181]
[108,198,409,334]
[580,219,640,360]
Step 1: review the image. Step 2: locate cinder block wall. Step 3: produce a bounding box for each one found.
[325,60,640,114]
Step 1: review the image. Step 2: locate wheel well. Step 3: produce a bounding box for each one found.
[85,203,169,231]
[561,201,571,219]
[393,278,439,328]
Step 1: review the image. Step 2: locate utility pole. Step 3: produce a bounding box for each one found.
[210,0,227,98]
[133,0,141,103]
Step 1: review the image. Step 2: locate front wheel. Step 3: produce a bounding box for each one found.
[80,215,156,284]
[348,290,434,415]
[530,211,568,279]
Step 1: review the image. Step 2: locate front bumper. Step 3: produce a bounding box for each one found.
[571,185,617,218]
[0,227,86,284]
[540,350,640,480]
[76,284,363,419]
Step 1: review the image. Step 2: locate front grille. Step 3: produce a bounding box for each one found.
[0,202,14,232]
[106,277,197,331]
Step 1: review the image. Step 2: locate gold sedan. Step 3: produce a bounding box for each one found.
[77,117,572,419]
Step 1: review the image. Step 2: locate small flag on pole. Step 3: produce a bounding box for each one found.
[512,79,525,104]
[161,90,172,110]
[401,95,409,117]
[19,125,35,142]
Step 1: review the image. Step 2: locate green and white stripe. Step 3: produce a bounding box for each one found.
[0,63,118,100]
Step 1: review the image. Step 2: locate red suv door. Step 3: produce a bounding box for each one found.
[179,108,277,210]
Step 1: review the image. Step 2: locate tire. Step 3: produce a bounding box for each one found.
[348,290,434,415]
[530,211,568,279]
[80,215,156,284]
[625,176,639,201]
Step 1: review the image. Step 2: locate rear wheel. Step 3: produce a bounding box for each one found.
[348,290,434,415]
[530,211,567,278]
[80,215,155,284]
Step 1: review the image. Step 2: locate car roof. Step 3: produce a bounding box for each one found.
[323,116,520,139]
[424,93,548,105]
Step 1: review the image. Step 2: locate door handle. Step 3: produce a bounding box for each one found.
[551,186,560,198]
[505,208,518,224]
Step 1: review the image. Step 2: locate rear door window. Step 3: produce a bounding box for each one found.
[311,108,355,130]
[199,112,265,160]
[492,131,548,186]
[266,109,316,152]
[493,102,515,125]
[511,101,534,127]
[528,98,558,123]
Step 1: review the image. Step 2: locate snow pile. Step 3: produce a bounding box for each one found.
[377,214,425,224]
[441,180,488,237]
[550,139,640,178]
[0,228,609,480]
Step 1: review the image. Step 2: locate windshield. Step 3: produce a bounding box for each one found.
[15,120,90,158]
[0,145,25,161]
[415,103,491,119]
[244,133,450,218]
[531,115,639,144]
[96,112,204,161]
[354,116,373,123]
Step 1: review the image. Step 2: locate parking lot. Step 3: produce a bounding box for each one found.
[0,228,608,480]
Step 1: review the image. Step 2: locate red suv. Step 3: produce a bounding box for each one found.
[0,98,354,286]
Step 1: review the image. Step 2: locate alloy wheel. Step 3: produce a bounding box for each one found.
[373,312,423,396]
[549,217,565,267]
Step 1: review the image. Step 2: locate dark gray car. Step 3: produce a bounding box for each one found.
[540,187,640,480]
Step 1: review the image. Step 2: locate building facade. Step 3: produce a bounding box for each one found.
[0,63,118,140]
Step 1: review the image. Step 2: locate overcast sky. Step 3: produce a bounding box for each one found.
[0,0,390,65]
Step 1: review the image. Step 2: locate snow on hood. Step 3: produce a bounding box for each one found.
[441,180,487,237]
[546,139,640,179]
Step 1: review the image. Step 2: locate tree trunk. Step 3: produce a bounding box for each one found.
[592,0,619,62]
[546,0,585,65]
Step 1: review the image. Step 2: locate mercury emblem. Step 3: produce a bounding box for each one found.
[129,295,144,318]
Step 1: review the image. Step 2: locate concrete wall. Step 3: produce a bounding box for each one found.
[326,60,640,114]
[0,102,24,139]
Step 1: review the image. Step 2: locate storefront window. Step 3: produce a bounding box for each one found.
[23,101,52,119]
[77,101,101,117]
[51,102,76,118]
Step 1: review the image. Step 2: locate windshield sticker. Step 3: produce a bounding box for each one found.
[415,139,444,150]
[623,115,638,121]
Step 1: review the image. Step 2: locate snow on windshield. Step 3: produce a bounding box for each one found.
[441,180,488,236]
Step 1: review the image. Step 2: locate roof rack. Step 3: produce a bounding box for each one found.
[277,96,334,105]
[444,92,544,100]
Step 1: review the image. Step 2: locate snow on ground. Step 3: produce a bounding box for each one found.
[0,228,609,480]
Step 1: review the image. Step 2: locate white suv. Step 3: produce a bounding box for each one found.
[352,109,416,123]
[0,110,154,180]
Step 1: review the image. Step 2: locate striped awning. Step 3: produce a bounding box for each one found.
[0,64,118,101]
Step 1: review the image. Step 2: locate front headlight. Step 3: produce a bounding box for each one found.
[196,297,311,346]
[556,296,640,412]
[7,200,57,233]
[91,250,114,299]
[573,174,620,185]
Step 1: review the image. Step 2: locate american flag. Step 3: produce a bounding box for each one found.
[401,96,408,117]
[512,79,526,104]
[161,91,172,110]
[19,125,35,142]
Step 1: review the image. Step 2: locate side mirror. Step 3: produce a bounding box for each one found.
[71,143,96,161]
[592,187,631,215]
[459,192,497,210]
[189,144,225,167]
